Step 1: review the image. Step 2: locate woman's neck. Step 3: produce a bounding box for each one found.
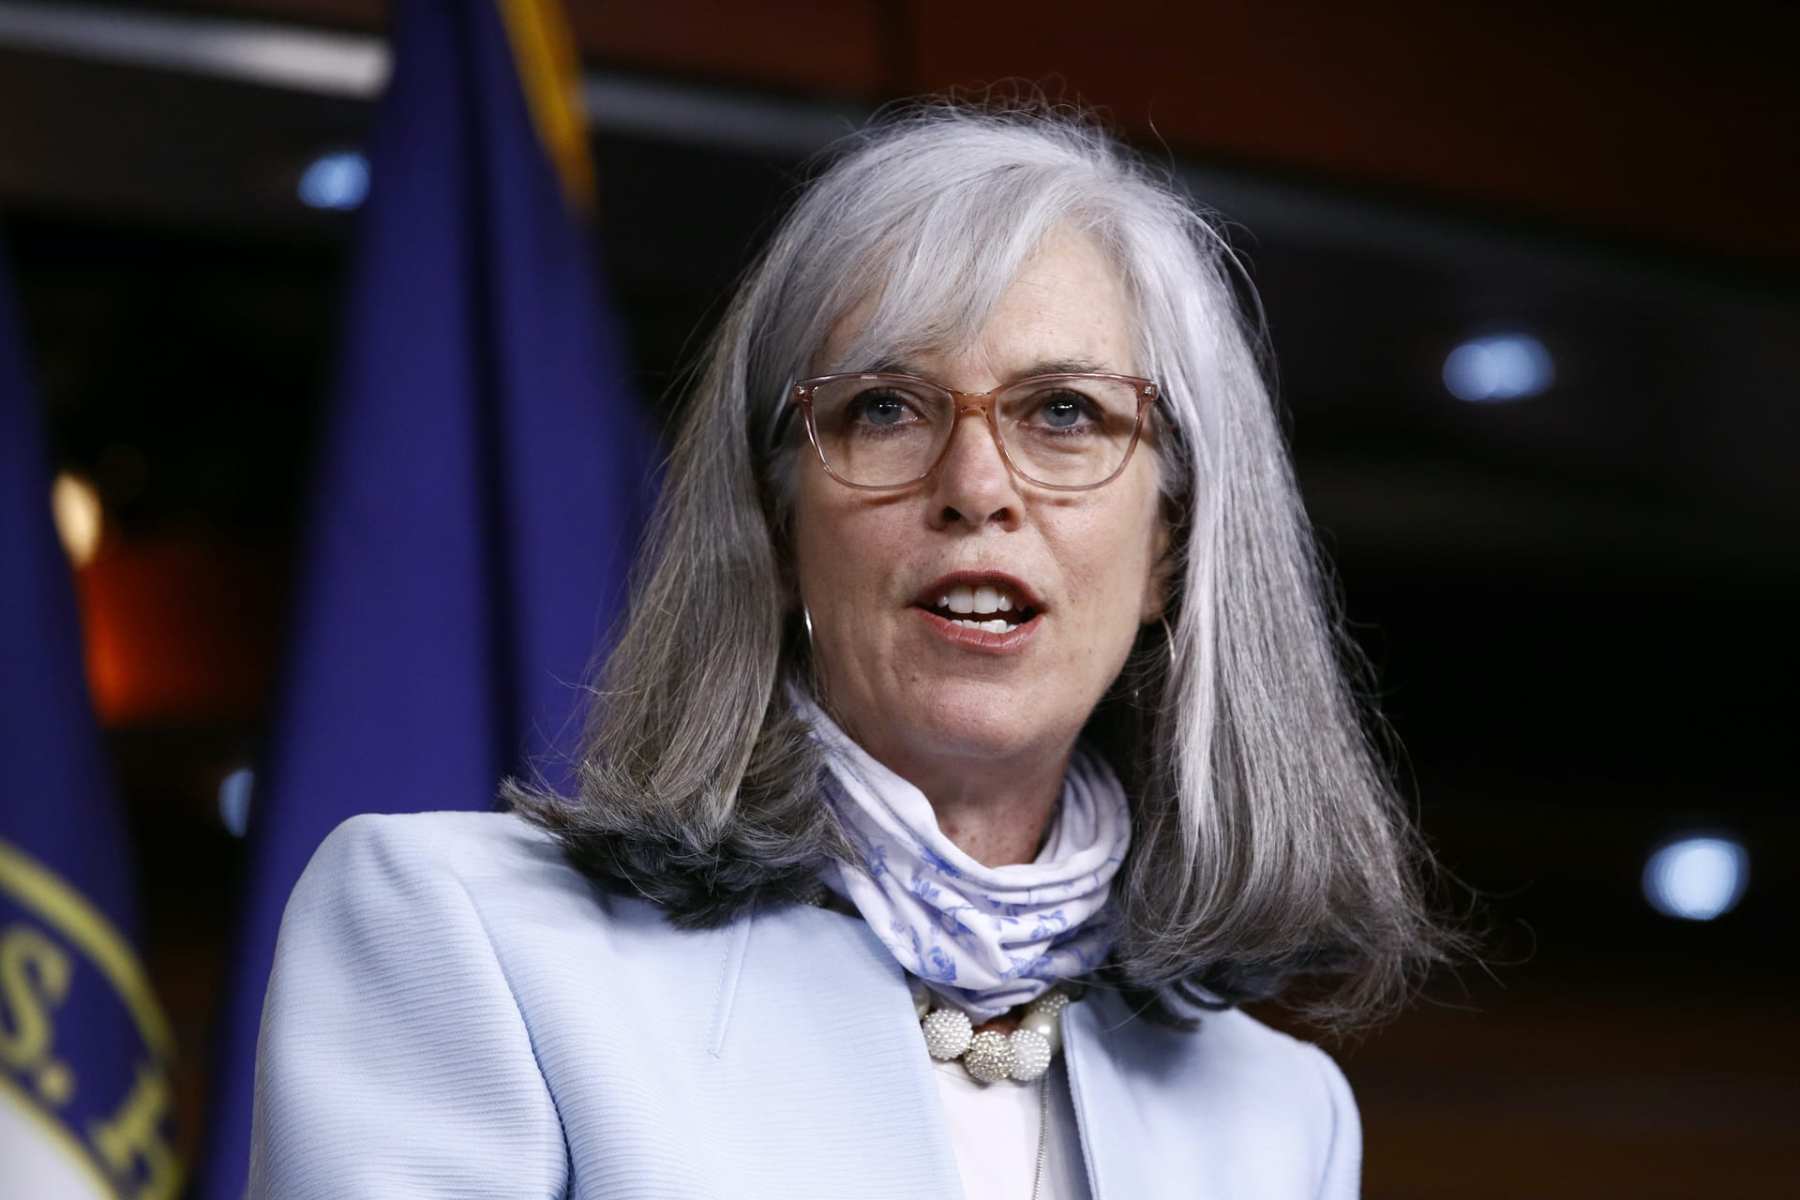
[877,746,1072,867]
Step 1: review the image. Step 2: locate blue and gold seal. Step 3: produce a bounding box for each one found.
[0,839,181,1199]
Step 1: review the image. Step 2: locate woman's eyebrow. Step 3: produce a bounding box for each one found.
[852,356,1114,380]
[1010,357,1110,379]
[862,356,922,376]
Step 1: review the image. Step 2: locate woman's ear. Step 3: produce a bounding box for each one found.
[1139,476,1191,624]
[1141,514,1176,623]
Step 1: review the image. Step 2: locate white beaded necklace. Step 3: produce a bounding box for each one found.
[911,978,1073,1083]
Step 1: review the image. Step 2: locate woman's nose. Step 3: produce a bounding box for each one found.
[926,406,1022,530]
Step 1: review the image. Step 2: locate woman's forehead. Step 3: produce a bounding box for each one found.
[814,228,1139,378]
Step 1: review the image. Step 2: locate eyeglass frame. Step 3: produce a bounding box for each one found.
[783,371,1163,493]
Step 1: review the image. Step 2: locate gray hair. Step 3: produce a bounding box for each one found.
[509,99,1457,1031]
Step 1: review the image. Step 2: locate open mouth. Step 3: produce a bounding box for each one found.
[918,581,1041,634]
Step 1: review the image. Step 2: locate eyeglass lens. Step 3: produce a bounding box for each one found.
[808,376,1145,488]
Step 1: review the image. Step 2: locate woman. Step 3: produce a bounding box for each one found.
[250,102,1449,1199]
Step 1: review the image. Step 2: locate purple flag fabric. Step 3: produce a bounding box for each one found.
[0,249,180,1193]
[195,2,654,1195]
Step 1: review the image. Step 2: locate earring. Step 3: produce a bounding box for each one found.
[802,606,815,650]
[1130,617,1177,708]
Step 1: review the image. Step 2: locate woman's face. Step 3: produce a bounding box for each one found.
[791,229,1168,784]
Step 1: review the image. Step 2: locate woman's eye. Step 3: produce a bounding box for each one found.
[1032,391,1096,430]
[851,390,916,425]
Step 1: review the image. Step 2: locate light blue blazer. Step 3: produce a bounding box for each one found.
[249,811,1361,1198]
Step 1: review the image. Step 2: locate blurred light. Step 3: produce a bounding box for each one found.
[298,151,369,211]
[1643,835,1748,921]
[218,767,255,838]
[1442,333,1554,403]
[51,473,103,566]
[0,4,388,98]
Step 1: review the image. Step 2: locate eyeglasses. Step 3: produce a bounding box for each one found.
[787,371,1161,492]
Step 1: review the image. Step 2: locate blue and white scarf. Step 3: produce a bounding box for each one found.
[798,696,1132,1022]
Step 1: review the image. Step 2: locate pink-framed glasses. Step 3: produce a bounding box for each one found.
[786,371,1161,492]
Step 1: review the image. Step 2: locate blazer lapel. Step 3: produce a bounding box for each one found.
[1063,986,1223,1200]
[710,899,969,1199]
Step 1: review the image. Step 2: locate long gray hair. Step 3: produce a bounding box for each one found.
[509,99,1456,1031]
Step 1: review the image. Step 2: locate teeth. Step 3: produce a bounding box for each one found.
[942,582,1021,616]
[949,618,1013,634]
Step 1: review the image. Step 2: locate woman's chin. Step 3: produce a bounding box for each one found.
[882,679,1081,767]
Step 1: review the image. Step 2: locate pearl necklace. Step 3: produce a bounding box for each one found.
[911,979,1074,1083]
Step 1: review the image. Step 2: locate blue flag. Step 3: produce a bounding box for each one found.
[0,252,181,1194]
[195,2,654,1195]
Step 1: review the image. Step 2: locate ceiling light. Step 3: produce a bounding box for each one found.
[1643,834,1749,921]
[298,150,369,211]
[1443,333,1554,403]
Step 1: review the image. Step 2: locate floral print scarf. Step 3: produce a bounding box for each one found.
[798,695,1132,1022]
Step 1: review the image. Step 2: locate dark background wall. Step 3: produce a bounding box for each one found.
[2,2,1795,1195]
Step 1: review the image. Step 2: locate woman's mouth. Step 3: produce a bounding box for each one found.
[909,576,1044,653]
[923,582,1039,632]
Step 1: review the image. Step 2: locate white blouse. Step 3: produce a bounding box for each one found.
[931,1051,1092,1200]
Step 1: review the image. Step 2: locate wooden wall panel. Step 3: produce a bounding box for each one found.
[904,0,1800,261]
[190,0,1798,259]
[565,1,886,97]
